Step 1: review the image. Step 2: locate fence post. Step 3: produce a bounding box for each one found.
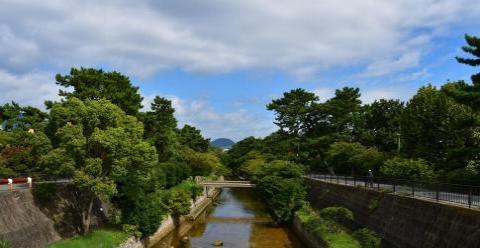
[435,183,439,202]
[354,177,356,186]
[336,175,339,184]
[345,176,347,185]
[393,181,396,193]
[468,187,472,208]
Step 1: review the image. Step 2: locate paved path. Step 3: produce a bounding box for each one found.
[306,174,480,209]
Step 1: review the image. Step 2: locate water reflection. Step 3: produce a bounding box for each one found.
[153,188,302,248]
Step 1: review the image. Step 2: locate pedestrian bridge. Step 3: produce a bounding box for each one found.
[201,180,255,188]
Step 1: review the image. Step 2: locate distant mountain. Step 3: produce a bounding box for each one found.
[210,138,235,149]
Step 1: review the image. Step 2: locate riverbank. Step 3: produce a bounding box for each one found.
[118,186,220,248]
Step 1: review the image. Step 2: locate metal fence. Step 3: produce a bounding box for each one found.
[307,174,480,208]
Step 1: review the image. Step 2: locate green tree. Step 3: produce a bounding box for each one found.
[41,97,157,233]
[252,160,306,222]
[55,68,143,115]
[177,125,210,152]
[187,152,223,176]
[0,102,47,131]
[326,142,383,175]
[380,157,434,180]
[225,136,263,171]
[457,34,480,86]
[361,99,404,151]
[402,85,473,169]
[442,35,480,111]
[142,96,178,161]
[324,87,362,138]
[0,130,51,177]
[267,88,319,135]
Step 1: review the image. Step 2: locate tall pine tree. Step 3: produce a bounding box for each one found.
[443,34,480,110]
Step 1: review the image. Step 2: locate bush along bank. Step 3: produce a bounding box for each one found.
[294,204,381,248]
[243,159,380,248]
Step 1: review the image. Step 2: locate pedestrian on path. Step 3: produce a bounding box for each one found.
[367,170,374,188]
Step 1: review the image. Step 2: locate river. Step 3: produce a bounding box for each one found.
[152,188,303,248]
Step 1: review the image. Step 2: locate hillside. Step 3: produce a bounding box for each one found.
[210,138,235,149]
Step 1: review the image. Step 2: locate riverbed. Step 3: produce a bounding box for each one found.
[152,188,303,248]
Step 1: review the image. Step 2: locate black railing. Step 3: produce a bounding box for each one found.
[307,174,480,208]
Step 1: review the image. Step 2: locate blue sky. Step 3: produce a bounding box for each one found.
[0,0,479,141]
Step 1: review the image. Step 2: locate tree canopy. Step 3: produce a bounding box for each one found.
[55,68,143,115]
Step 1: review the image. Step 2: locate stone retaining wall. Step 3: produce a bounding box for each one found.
[306,178,480,248]
[292,215,326,248]
[0,191,61,248]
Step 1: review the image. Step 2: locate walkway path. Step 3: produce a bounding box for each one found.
[306,174,480,209]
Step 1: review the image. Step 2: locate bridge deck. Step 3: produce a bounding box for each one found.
[202,181,255,188]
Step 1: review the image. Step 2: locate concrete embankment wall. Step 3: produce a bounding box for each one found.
[292,215,326,248]
[306,178,480,248]
[0,191,61,248]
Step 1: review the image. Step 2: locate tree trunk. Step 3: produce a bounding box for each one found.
[81,197,95,234]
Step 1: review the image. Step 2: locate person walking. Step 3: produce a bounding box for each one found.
[367,169,374,188]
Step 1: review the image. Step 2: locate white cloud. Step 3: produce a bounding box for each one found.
[360,89,403,104]
[0,69,59,108]
[361,52,421,78]
[0,0,478,78]
[142,93,275,141]
[0,0,479,139]
[313,87,335,102]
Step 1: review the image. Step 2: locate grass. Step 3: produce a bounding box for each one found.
[46,229,130,248]
[322,226,361,248]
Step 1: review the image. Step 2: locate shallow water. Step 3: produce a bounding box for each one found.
[152,188,303,248]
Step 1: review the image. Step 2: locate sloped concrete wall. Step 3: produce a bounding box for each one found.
[0,191,61,248]
[306,178,480,248]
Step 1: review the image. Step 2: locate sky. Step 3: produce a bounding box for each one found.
[1,0,480,141]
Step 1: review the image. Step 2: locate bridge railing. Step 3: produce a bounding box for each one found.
[307,174,480,208]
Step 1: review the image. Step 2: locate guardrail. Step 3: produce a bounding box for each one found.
[0,176,72,192]
[307,174,480,208]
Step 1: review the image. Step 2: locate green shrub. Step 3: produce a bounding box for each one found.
[353,228,381,248]
[0,240,10,248]
[295,204,361,248]
[319,206,354,223]
[120,188,170,237]
[380,157,434,180]
[122,224,141,238]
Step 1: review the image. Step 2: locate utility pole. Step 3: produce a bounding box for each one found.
[397,132,401,154]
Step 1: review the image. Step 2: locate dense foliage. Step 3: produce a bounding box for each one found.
[249,160,306,222]
[296,204,381,248]
[0,67,227,238]
[225,34,480,184]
